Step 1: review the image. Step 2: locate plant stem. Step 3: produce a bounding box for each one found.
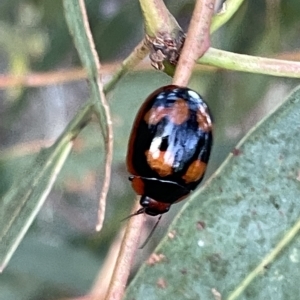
[198,47,300,78]
[87,229,125,299]
[104,39,149,93]
[139,0,180,37]
[172,0,216,86]
[104,198,145,300]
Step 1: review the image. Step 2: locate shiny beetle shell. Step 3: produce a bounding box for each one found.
[126,85,213,216]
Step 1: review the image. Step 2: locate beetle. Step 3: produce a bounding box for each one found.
[126,85,213,217]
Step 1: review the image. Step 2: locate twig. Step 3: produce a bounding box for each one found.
[198,47,300,77]
[172,0,216,86]
[2,49,300,91]
[104,39,149,93]
[139,0,179,37]
[104,198,145,300]
[87,228,125,300]
[0,68,86,89]
[0,43,148,92]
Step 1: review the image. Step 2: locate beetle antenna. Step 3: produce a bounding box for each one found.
[121,207,145,222]
[139,215,162,249]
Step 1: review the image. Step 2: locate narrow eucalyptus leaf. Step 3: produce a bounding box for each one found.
[0,142,72,271]
[63,0,109,135]
[0,103,93,271]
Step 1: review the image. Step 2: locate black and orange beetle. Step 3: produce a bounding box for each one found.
[126,85,213,217]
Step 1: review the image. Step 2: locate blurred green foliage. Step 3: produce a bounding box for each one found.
[0,0,300,299]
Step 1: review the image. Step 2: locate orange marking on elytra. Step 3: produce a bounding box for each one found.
[169,99,189,125]
[182,160,207,183]
[146,150,174,177]
[144,106,168,124]
[144,99,189,125]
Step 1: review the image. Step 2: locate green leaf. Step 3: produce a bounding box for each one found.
[0,103,94,271]
[124,86,300,300]
[63,1,97,77]
[63,0,109,137]
[63,1,112,231]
